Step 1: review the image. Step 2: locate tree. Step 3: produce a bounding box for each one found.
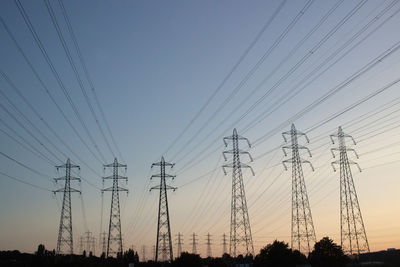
[308,237,348,267]
[123,249,139,264]
[100,252,106,261]
[173,252,202,267]
[36,244,45,257]
[254,240,306,267]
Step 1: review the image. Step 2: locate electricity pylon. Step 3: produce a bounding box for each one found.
[91,237,95,256]
[191,233,198,254]
[141,245,146,262]
[222,233,228,255]
[83,231,95,255]
[176,233,183,258]
[282,123,316,254]
[330,126,370,255]
[100,232,107,255]
[102,158,128,257]
[150,157,176,262]
[54,158,81,254]
[222,128,255,257]
[79,236,84,254]
[206,233,212,258]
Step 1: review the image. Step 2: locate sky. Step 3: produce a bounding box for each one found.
[1,0,400,259]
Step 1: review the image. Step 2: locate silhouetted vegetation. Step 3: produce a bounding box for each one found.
[172,252,202,267]
[254,240,306,267]
[308,237,348,267]
[1,239,399,266]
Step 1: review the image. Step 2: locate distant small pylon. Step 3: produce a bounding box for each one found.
[191,233,198,254]
[175,233,183,258]
[206,233,212,258]
[100,232,107,255]
[79,236,84,254]
[141,245,146,262]
[222,233,227,256]
[83,231,95,255]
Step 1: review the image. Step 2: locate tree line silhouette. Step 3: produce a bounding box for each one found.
[0,237,398,266]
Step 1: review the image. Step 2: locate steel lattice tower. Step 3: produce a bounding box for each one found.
[83,231,95,255]
[150,157,176,262]
[330,126,370,255]
[222,128,255,257]
[102,158,128,257]
[206,233,212,258]
[282,124,316,254]
[79,236,84,254]
[100,232,107,255]
[54,158,81,254]
[141,245,146,262]
[176,233,183,258]
[222,233,228,255]
[191,233,198,254]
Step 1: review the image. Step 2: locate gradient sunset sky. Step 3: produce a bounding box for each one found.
[1,0,400,258]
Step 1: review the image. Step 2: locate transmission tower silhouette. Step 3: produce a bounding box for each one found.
[54,158,81,254]
[102,158,128,257]
[79,236,83,254]
[191,233,198,254]
[176,233,183,258]
[330,126,370,255]
[141,245,146,262]
[150,157,176,262]
[83,231,95,256]
[100,232,107,255]
[222,128,255,257]
[222,233,228,256]
[282,123,316,254]
[206,233,212,258]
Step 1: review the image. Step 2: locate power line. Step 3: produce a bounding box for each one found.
[43,0,115,159]
[171,1,394,178]
[242,1,400,134]
[0,66,103,179]
[0,97,101,190]
[14,0,107,163]
[0,170,52,192]
[0,119,56,165]
[253,38,400,146]
[172,0,367,170]
[58,0,125,162]
[0,151,51,180]
[161,0,288,157]
[171,0,316,164]
[0,14,103,164]
[0,100,64,163]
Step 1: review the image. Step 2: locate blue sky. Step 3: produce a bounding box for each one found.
[1,0,400,257]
